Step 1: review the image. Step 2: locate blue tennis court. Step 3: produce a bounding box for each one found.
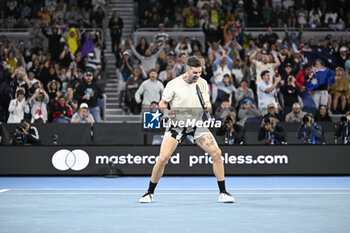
[1,177,350,233]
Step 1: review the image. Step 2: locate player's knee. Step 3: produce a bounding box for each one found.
[157,156,170,166]
[341,95,346,101]
[211,148,222,162]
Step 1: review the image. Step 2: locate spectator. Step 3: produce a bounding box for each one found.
[91,6,105,29]
[308,7,322,27]
[329,67,349,114]
[172,52,188,77]
[59,44,75,69]
[117,51,133,107]
[285,103,306,123]
[108,10,124,53]
[38,6,52,26]
[257,70,282,113]
[41,26,62,62]
[86,51,102,78]
[284,24,303,50]
[136,37,149,57]
[0,61,12,122]
[297,113,324,144]
[159,63,175,84]
[308,59,335,109]
[250,48,280,84]
[216,113,245,145]
[81,32,95,58]
[65,6,79,27]
[10,69,30,100]
[336,46,348,70]
[315,105,332,122]
[214,98,236,120]
[71,103,95,124]
[7,89,29,123]
[52,95,72,123]
[211,73,236,108]
[154,24,170,47]
[65,86,78,113]
[30,88,49,123]
[135,69,164,112]
[125,67,144,114]
[258,114,287,144]
[237,99,261,126]
[65,27,79,55]
[175,37,192,56]
[280,75,301,115]
[74,71,106,122]
[213,51,233,83]
[129,39,165,73]
[235,80,255,107]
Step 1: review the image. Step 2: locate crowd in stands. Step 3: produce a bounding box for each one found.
[0,0,107,124]
[137,0,350,29]
[113,0,350,144]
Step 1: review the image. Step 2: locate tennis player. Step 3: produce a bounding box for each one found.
[139,56,235,203]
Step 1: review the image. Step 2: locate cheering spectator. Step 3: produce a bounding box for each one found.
[250,48,280,84]
[129,39,165,73]
[42,26,62,62]
[307,60,335,109]
[52,95,72,123]
[172,53,188,77]
[65,27,79,55]
[235,80,254,107]
[257,70,281,113]
[215,98,236,120]
[7,89,29,123]
[108,10,124,53]
[285,103,306,123]
[65,86,78,113]
[237,99,261,126]
[284,24,303,50]
[71,103,95,124]
[30,88,49,123]
[118,51,134,107]
[74,71,106,122]
[135,69,164,112]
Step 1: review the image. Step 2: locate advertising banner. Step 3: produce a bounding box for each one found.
[0,146,349,175]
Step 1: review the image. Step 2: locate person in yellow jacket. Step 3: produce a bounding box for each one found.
[65,27,79,54]
[329,67,350,114]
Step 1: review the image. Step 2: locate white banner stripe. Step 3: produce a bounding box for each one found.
[0,189,9,193]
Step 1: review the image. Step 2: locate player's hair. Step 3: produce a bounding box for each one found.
[187,56,202,68]
[261,70,270,79]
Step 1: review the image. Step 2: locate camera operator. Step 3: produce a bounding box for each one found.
[258,114,287,144]
[335,112,350,144]
[10,119,42,145]
[216,113,245,145]
[297,113,324,144]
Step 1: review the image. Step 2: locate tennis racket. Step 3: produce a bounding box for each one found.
[196,84,211,120]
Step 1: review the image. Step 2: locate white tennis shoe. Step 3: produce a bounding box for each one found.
[139,193,154,203]
[218,192,235,203]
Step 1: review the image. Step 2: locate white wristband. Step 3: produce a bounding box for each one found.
[163,109,170,118]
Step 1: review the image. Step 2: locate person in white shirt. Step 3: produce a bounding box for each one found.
[250,48,280,84]
[139,56,234,204]
[257,70,281,114]
[7,89,29,123]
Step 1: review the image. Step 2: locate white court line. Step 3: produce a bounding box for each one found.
[3,192,350,195]
[0,189,9,193]
[6,188,350,191]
